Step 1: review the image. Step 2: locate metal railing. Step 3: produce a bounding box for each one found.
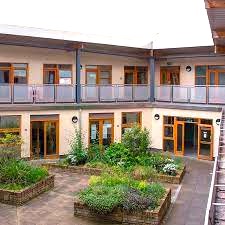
[155,85,225,104]
[204,108,225,225]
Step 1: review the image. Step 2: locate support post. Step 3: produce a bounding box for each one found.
[149,56,155,102]
[76,48,81,103]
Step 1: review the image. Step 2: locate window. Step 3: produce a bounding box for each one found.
[0,115,21,137]
[163,116,175,153]
[0,63,28,84]
[43,64,72,84]
[124,66,148,84]
[195,65,225,85]
[85,65,112,85]
[121,112,141,134]
[160,66,180,85]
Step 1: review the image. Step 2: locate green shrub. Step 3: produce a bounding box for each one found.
[79,184,126,214]
[132,165,157,180]
[85,161,108,169]
[0,159,48,190]
[66,129,87,165]
[0,133,22,160]
[122,125,150,157]
[173,157,184,170]
[87,144,104,162]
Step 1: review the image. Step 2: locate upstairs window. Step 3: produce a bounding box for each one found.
[124,66,148,85]
[0,63,28,84]
[160,66,180,85]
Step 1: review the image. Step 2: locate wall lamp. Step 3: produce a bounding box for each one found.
[72,116,78,124]
[216,119,220,125]
[154,114,160,120]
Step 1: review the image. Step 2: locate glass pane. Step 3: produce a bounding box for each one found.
[86,72,97,85]
[170,72,179,85]
[122,112,140,124]
[44,71,56,84]
[90,121,99,145]
[200,128,211,142]
[161,71,167,84]
[122,127,132,135]
[199,143,211,156]
[196,77,206,85]
[32,122,44,158]
[0,116,20,129]
[12,64,27,68]
[0,70,10,83]
[46,122,57,155]
[102,120,112,146]
[163,139,174,153]
[164,116,174,125]
[218,72,225,85]
[196,66,207,77]
[164,126,173,138]
[59,78,72,85]
[59,70,72,78]
[177,124,183,152]
[209,72,216,85]
[14,69,27,84]
[125,72,134,84]
[137,72,147,84]
[99,71,111,85]
[208,65,225,70]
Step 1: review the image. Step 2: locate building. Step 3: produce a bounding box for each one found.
[0,0,224,161]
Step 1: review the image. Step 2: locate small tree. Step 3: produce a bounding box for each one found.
[122,125,150,157]
[66,129,87,165]
[0,133,23,160]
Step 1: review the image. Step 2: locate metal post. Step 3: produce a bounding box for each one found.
[149,57,155,102]
[76,48,81,103]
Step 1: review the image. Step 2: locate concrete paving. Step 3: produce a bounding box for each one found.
[0,158,213,225]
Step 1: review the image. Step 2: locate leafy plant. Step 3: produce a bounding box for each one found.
[122,125,150,157]
[0,133,23,160]
[87,144,104,162]
[0,159,48,190]
[163,163,177,176]
[132,165,157,180]
[66,129,87,165]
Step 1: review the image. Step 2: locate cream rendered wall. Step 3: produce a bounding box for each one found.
[155,56,225,86]
[151,108,222,157]
[80,52,148,84]
[0,44,76,84]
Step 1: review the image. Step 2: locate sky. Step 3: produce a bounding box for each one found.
[0,0,213,49]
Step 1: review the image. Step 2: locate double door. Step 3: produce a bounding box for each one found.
[31,120,59,159]
[89,118,113,147]
[174,121,213,160]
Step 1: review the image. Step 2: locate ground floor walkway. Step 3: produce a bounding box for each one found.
[0,158,213,225]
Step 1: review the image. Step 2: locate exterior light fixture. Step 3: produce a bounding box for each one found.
[154,114,160,120]
[216,119,220,125]
[186,66,192,72]
[72,116,78,124]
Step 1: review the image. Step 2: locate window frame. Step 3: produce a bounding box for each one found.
[160,66,180,85]
[0,115,21,135]
[124,66,148,85]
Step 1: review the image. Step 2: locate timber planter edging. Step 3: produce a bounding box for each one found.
[0,175,55,205]
[42,163,185,184]
[74,188,171,225]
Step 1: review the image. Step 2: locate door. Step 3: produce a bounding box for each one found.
[175,121,184,156]
[160,67,180,85]
[44,69,58,84]
[209,70,225,85]
[31,120,59,159]
[89,118,113,147]
[198,124,213,160]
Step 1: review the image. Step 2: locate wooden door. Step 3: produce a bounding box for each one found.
[43,69,58,84]
[198,124,213,160]
[174,121,185,156]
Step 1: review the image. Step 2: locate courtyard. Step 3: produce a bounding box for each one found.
[0,158,213,225]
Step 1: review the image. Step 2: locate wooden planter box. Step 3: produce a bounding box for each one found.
[0,175,54,205]
[74,189,171,225]
[43,163,185,184]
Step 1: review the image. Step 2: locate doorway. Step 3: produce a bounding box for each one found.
[30,115,59,159]
[163,116,213,160]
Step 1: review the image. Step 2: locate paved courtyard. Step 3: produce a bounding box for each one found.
[0,158,213,225]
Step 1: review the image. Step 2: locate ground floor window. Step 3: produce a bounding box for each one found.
[30,114,59,159]
[163,116,213,160]
[121,112,142,135]
[0,115,21,136]
[89,113,114,147]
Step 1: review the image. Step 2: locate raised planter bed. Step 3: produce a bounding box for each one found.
[74,188,171,225]
[42,163,185,184]
[0,175,54,205]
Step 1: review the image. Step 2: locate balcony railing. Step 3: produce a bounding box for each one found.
[155,85,225,104]
[0,84,150,104]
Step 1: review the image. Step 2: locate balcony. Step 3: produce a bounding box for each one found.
[155,85,225,104]
[0,84,150,104]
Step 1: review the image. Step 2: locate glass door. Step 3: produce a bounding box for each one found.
[44,69,58,84]
[175,121,184,156]
[89,118,113,147]
[198,124,213,160]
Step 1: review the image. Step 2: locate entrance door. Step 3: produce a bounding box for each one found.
[160,67,180,85]
[175,121,184,156]
[31,120,59,159]
[198,124,213,160]
[89,118,113,147]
